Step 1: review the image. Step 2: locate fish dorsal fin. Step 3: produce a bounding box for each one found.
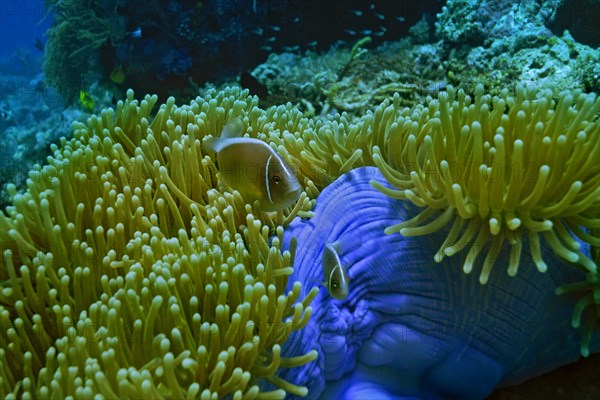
[202,116,244,157]
[221,116,244,139]
[333,234,360,256]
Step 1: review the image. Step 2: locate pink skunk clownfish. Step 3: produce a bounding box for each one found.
[202,117,302,212]
[322,241,351,300]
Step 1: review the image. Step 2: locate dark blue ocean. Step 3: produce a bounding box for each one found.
[1,0,50,71]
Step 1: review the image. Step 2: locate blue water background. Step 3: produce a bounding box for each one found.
[0,0,51,66]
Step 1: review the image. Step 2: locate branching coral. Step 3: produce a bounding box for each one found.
[0,88,321,398]
[337,36,372,80]
[250,39,425,117]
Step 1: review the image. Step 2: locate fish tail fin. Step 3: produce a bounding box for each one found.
[305,276,325,288]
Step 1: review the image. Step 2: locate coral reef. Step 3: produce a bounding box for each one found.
[0,88,320,398]
[447,30,600,95]
[42,0,441,105]
[1,0,598,396]
[250,0,599,117]
[0,60,69,210]
[250,38,443,117]
[436,0,600,94]
[0,108,72,209]
[43,0,124,103]
[435,0,561,46]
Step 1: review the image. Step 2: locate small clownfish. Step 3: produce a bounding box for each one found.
[202,117,302,212]
[322,241,350,300]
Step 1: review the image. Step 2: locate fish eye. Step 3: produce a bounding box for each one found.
[331,280,339,289]
[273,175,282,185]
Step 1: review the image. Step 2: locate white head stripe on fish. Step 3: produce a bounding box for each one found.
[265,155,273,204]
[281,157,293,179]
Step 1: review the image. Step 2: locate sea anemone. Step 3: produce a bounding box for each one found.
[371,85,599,279]
[1,83,598,398]
[369,84,600,353]
[0,88,319,398]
